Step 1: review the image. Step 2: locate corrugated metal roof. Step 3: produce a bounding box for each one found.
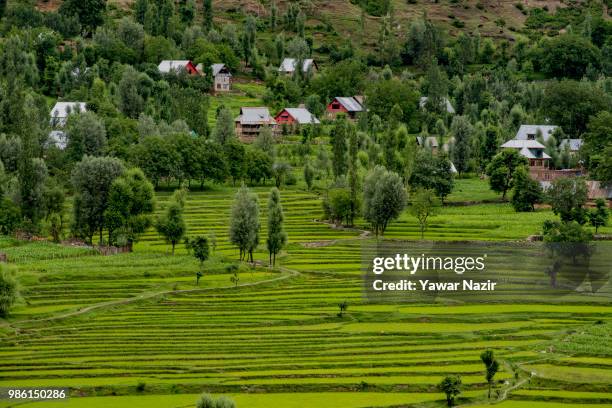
[158,60,192,73]
[559,138,583,151]
[283,108,320,124]
[236,107,275,125]
[515,125,558,142]
[211,63,230,76]
[335,97,363,112]
[501,139,546,149]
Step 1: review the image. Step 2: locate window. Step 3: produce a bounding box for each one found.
[527,133,535,140]
[332,103,340,109]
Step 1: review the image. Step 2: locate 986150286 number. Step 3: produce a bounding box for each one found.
[1,388,68,400]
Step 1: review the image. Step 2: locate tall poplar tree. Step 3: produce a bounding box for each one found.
[266,188,287,266]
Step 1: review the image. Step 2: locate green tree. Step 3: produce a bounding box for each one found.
[224,141,246,185]
[365,78,419,125]
[187,236,209,284]
[409,150,454,201]
[229,185,260,262]
[511,167,542,212]
[71,156,126,244]
[155,188,187,255]
[60,0,106,35]
[266,187,287,266]
[410,188,440,239]
[540,35,601,79]
[0,265,19,317]
[214,107,236,144]
[304,161,315,190]
[485,149,529,200]
[331,117,348,179]
[438,375,462,407]
[543,80,609,136]
[363,166,407,236]
[450,116,472,175]
[546,177,588,223]
[0,199,20,236]
[202,0,213,32]
[589,198,609,234]
[480,349,499,399]
[245,148,273,185]
[65,111,107,162]
[104,168,155,249]
[118,66,145,119]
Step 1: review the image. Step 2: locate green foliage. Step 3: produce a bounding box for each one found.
[365,78,419,126]
[543,80,610,136]
[546,177,588,223]
[266,187,287,266]
[438,375,462,407]
[450,115,472,175]
[71,156,126,244]
[245,148,273,185]
[196,393,230,408]
[187,235,210,265]
[480,349,499,399]
[409,150,454,201]
[363,166,407,236]
[511,167,542,212]
[323,186,352,226]
[0,198,20,236]
[485,149,528,200]
[331,117,348,179]
[214,107,236,145]
[59,0,106,35]
[155,188,187,255]
[410,187,440,239]
[0,264,19,317]
[539,35,601,79]
[65,111,107,163]
[104,168,155,247]
[589,198,609,233]
[311,59,366,102]
[229,184,260,262]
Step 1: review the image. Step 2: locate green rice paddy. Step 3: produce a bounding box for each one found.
[1,181,610,407]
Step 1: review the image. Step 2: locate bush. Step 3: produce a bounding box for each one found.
[195,393,236,408]
[0,265,19,317]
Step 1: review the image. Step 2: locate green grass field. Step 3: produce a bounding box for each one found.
[1,180,611,408]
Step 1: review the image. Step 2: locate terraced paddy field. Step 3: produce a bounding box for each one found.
[1,182,611,407]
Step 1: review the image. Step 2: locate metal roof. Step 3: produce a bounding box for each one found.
[515,125,558,142]
[334,97,364,112]
[158,60,193,73]
[236,107,275,125]
[282,108,320,124]
[211,63,231,76]
[559,138,583,151]
[501,139,546,149]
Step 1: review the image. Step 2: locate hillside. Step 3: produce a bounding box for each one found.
[34,0,579,43]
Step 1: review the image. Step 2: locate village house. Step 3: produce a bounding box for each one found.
[49,101,87,127]
[235,107,277,142]
[500,139,551,168]
[158,60,201,75]
[278,58,317,76]
[275,108,320,126]
[419,96,455,114]
[211,63,231,93]
[326,96,365,120]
